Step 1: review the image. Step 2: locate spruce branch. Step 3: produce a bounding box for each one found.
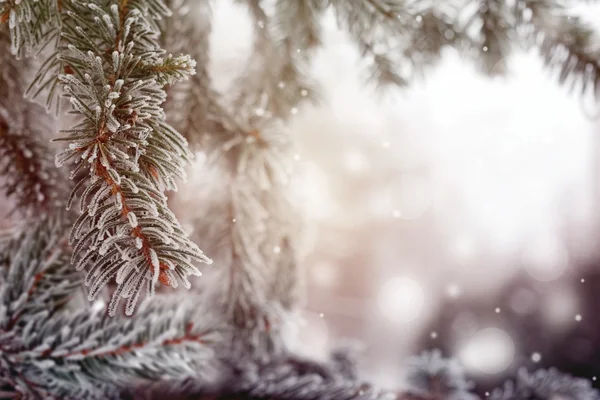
[0,0,62,110]
[518,0,600,97]
[328,0,600,90]
[402,5,460,78]
[161,0,229,149]
[198,124,303,361]
[0,0,59,57]
[328,344,360,381]
[0,29,65,216]
[328,0,464,87]
[489,368,600,400]
[162,1,304,354]
[267,235,302,311]
[184,114,298,357]
[273,0,325,52]
[162,0,307,355]
[0,218,221,399]
[403,350,478,400]
[213,0,310,318]
[215,358,398,400]
[46,0,211,316]
[458,0,514,76]
[162,0,305,328]
[140,354,402,400]
[19,298,220,399]
[133,350,389,399]
[263,192,304,312]
[329,0,414,87]
[233,0,320,120]
[0,217,76,332]
[0,123,63,215]
[119,350,600,400]
[2,0,213,315]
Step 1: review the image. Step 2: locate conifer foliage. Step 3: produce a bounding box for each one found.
[0,218,218,399]
[54,0,211,317]
[490,368,599,400]
[4,0,212,316]
[0,29,63,216]
[0,0,599,398]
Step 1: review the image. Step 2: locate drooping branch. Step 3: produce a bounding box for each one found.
[161,0,231,149]
[31,0,211,316]
[517,0,600,97]
[0,0,58,57]
[329,0,413,87]
[189,117,294,357]
[0,218,221,399]
[161,0,304,355]
[232,0,320,120]
[489,368,598,400]
[0,29,65,216]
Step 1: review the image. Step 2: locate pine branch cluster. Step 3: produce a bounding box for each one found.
[0,29,64,216]
[0,0,599,398]
[53,0,212,317]
[0,218,219,399]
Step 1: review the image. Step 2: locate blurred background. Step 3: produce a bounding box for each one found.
[175,0,600,395]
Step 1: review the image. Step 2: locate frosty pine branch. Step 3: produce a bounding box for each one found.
[57,2,211,317]
[160,0,235,153]
[2,0,212,317]
[403,350,478,400]
[0,29,65,216]
[193,116,296,357]
[231,0,320,120]
[0,0,59,58]
[0,218,220,399]
[490,368,599,400]
[163,1,303,356]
